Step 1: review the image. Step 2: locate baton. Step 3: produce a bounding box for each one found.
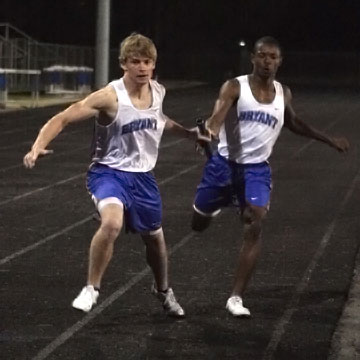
[196,117,212,159]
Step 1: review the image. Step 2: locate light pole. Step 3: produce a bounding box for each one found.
[95,0,111,89]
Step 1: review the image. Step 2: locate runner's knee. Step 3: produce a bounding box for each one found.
[242,206,266,227]
[141,227,164,246]
[97,202,124,239]
[100,218,122,240]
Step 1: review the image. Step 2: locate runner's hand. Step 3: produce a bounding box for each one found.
[23,148,53,168]
[330,137,350,153]
[185,127,209,155]
[189,127,211,143]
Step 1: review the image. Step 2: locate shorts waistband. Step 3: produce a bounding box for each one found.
[216,153,269,167]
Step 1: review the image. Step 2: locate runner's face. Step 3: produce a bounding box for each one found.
[252,43,282,78]
[121,56,155,84]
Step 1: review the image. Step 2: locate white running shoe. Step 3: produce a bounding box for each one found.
[226,296,251,317]
[72,285,99,312]
[151,285,185,318]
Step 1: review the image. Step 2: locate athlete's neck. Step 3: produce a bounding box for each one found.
[249,74,274,91]
[123,76,151,100]
[248,74,276,104]
[123,75,152,110]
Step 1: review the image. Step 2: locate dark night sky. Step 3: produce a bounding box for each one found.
[0,0,359,52]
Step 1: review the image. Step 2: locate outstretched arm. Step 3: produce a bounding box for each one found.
[23,86,116,168]
[164,116,194,138]
[283,86,349,152]
[164,115,210,143]
[206,79,240,137]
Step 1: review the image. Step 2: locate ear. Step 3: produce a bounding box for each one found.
[149,59,156,70]
[120,59,127,72]
[250,53,255,65]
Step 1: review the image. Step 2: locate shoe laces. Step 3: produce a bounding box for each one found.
[84,285,97,299]
[231,296,243,305]
[165,289,176,303]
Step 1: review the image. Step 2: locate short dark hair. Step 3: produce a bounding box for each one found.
[253,36,282,55]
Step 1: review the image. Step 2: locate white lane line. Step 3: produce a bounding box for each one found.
[158,164,199,186]
[271,115,349,175]
[160,138,185,149]
[2,128,33,136]
[262,166,360,360]
[290,119,339,158]
[0,164,200,266]
[0,127,89,151]
[0,145,90,173]
[0,141,33,151]
[0,173,85,206]
[0,217,93,266]
[0,113,346,262]
[0,153,196,206]
[27,95,355,355]
[0,138,184,174]
[7,99,354,358]
[31,232,194,360]
[29,124,344,359]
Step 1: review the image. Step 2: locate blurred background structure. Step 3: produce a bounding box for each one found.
[0,0,359,106]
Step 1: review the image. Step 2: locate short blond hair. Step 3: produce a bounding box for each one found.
[119,33,157,64]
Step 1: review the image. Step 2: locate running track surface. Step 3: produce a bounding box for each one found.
[0,85,359,359]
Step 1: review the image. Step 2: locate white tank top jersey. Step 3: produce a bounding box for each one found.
[91,78,167,172]
[218,75,285,164]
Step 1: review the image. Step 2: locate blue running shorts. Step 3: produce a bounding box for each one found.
[87,163,162,233]
[194,152,272,215]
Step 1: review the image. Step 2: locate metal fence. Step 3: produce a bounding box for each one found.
[0,23,94,92]
[1,22,360,93]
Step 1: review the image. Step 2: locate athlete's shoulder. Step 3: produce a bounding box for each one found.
[219,78,240,102]
[77,85,117,117]
[278,81,289,91]
[234,74,248,83]
[231,75,249,93]
[150,79,165,91]
[86,84,115,101]
[108,77,123,87]
[107,78,126,98]
[279,82,291,98]
[149,79,166,101]
[273,82,292,108]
